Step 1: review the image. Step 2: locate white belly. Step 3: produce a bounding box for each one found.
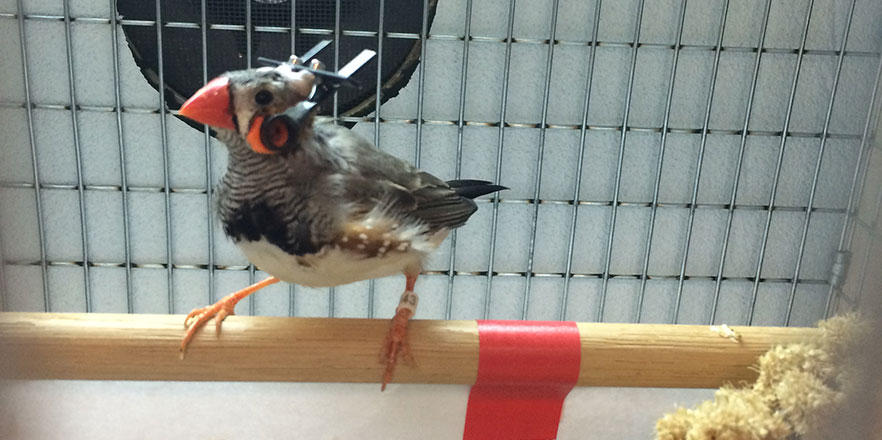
[237,238,425,287]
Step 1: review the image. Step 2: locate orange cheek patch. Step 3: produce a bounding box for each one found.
[246,116,275,155]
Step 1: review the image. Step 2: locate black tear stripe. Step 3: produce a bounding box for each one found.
[223,200,319,257]
[231,114,240,133]
[228,79,240,133]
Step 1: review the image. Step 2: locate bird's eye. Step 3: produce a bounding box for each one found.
[254,90,273,106]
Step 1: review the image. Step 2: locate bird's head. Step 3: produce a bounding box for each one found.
[179,64,316,155]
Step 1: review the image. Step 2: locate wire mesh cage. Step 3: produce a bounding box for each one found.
[0,0,881,330]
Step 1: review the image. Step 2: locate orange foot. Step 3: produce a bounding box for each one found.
[179,276,280,359]
[380,290,418,391]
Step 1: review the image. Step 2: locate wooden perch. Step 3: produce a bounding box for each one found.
[0,312,818,388]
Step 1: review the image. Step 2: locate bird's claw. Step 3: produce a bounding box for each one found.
[179,295,239,359]
[380,307,414,391]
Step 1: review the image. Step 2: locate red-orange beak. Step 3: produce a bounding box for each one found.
[178,76,236,131]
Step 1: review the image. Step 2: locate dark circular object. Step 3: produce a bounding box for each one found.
[263,118,290,151]
[117,0,437,132]
[259,101,313,153]
[254,89,273,106]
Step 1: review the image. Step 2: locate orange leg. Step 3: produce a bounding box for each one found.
[180,276,280,359]
[380,273,419,391]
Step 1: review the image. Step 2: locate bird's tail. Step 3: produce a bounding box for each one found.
[447,179,507,199]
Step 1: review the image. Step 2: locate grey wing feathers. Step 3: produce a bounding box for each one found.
[324,124,506,231]
[409,186,478,230]
[409,179,506,231]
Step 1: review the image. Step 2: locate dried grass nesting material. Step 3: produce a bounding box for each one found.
[656,387,790,440]
[656,314,871,440]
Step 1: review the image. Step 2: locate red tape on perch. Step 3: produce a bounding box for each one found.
[463,320,581,440]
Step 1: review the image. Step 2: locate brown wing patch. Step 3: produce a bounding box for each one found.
[335,223,411,258]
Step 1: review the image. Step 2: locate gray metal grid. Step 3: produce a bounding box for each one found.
[0,0,881,326]
[838,57,882,313]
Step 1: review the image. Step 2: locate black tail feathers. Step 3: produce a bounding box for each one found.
[447,179,507,199]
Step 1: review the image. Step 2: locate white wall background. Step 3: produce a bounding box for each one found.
[0,381,714,439]
[1,0,881,438]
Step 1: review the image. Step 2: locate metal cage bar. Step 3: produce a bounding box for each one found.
[559,0,602,321]
[15,0,50,311]
[0,224,6,310]
[598,0,645,322]
[367,0,386,318]
[413,0,429,169]
[845,63,882,312]
[2,0,880,326]
[154,0,174,314]
[0,260,838,285]
[786,0,857,325]
[4,12,882,58]
[0,183,851,215]
[483,0,517,319]
[710,0,773,324]
[637,0,691,323]
[826,54,882,317]
[62,0,92,312]
[109,0,134,313]
[289,0,296,56]
[670,0,728,324]
[332,0,341,121]
[445,0,473,320]
[327,0,342,318]
[0,98,874,139]
[245,0,258,317]
[521,0,560,319]
[288,0,297,317]
[853,159,882,309]
[748,0,815,325]
[200,0,216,306]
